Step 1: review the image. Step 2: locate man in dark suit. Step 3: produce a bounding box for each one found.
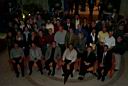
[88,0,96,17]
[97,45,112,81]
[74,0,80,14]
[45,41,61,76]
[81,0,86,11]
[78,46,96,80]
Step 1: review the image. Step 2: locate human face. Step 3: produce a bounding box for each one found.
[14,43,18,49]
[8,32,12,37]
[69,44,73,51]
[59,26,63,32]
[104,46,108,52]
[31,43,36,48]
[87,47,92,53]
[52,42,56,48]
[102,27,107,33]
[39,31,43,37]
[117,36,123,43]
[109,31,113,37]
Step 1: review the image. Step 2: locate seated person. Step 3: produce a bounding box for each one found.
[78,46,96,80]
[45,41,61,76]
[62,43,77,77]
[10,43,24,77]
[97,45,112,81]
[29,43,43,75]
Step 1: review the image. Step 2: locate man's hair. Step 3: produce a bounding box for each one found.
[104,45,109,49]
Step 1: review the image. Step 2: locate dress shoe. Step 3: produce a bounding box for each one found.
[29,72,32,75]
[16,73,19,78]
[78,77,84,80]
[101,77,105,82]
[97,76,101,80]
[48,70,51,75]
[114,69,119,71]
[71,73,73,78]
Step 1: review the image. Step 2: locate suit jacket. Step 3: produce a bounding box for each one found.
[82,51,96,65]
[87,32,98,45]
[45,46,61,60]
[65,32,79,47]
[97,51,112,68]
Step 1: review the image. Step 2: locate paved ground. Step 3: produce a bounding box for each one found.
[0,49,128,86]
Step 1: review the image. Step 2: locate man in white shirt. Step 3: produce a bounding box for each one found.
[62,43,77,77]
[104,30,116,51]
[46,20,54,33]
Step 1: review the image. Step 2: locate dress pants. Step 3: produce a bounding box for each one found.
[28,60,43,75]
[97,66,110,81]
[12,57,24,77]
[114,53,121,70]
[45,59,56,75]
[79,61,93,76]
[58,44,65,56]
[62,59,74,76]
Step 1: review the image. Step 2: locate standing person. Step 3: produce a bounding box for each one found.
[15,31,24,48]
[38,30,47,56]
[10,43,25,77]
[97,45,113,81]
[23,27,31,57]
[113,36,125,71]
[65,27,78,48]
[81,0,86,12]
[74,0,80,14]
[76,32,86,58]
[54,25,67,55]
[78,46,96,80]
[104,30,116,51]
[68,0,74,14]
[29,43,43,75]
[62,44,77,78]
[88,0,96,17]
[45,41,61,76]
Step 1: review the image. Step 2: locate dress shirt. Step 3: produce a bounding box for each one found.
[10,48,24,59]
[104,36,116,48]
[29,47,42,61]
[62,48,77,63]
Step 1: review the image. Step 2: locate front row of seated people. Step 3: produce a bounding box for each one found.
[10,41,114,82]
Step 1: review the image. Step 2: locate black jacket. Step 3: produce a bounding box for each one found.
[82,51,96,66]
[97,51,112,68]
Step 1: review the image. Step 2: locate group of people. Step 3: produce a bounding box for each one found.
[7,8,127,82]
[50,0,98,17]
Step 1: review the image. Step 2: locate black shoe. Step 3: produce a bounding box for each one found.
[29,72,32,75]
[97,76,101,80]
[93,73,97,77]
[78,77,84,80]
[41,71,43,75]
[16,73,19,78]
[71,73,73,78]
[62,74,65,76]
[114,69,119,71]
[51,72,55,76]
[101,77,105,82]
[22,74,24,77]
[48,70,51,75]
